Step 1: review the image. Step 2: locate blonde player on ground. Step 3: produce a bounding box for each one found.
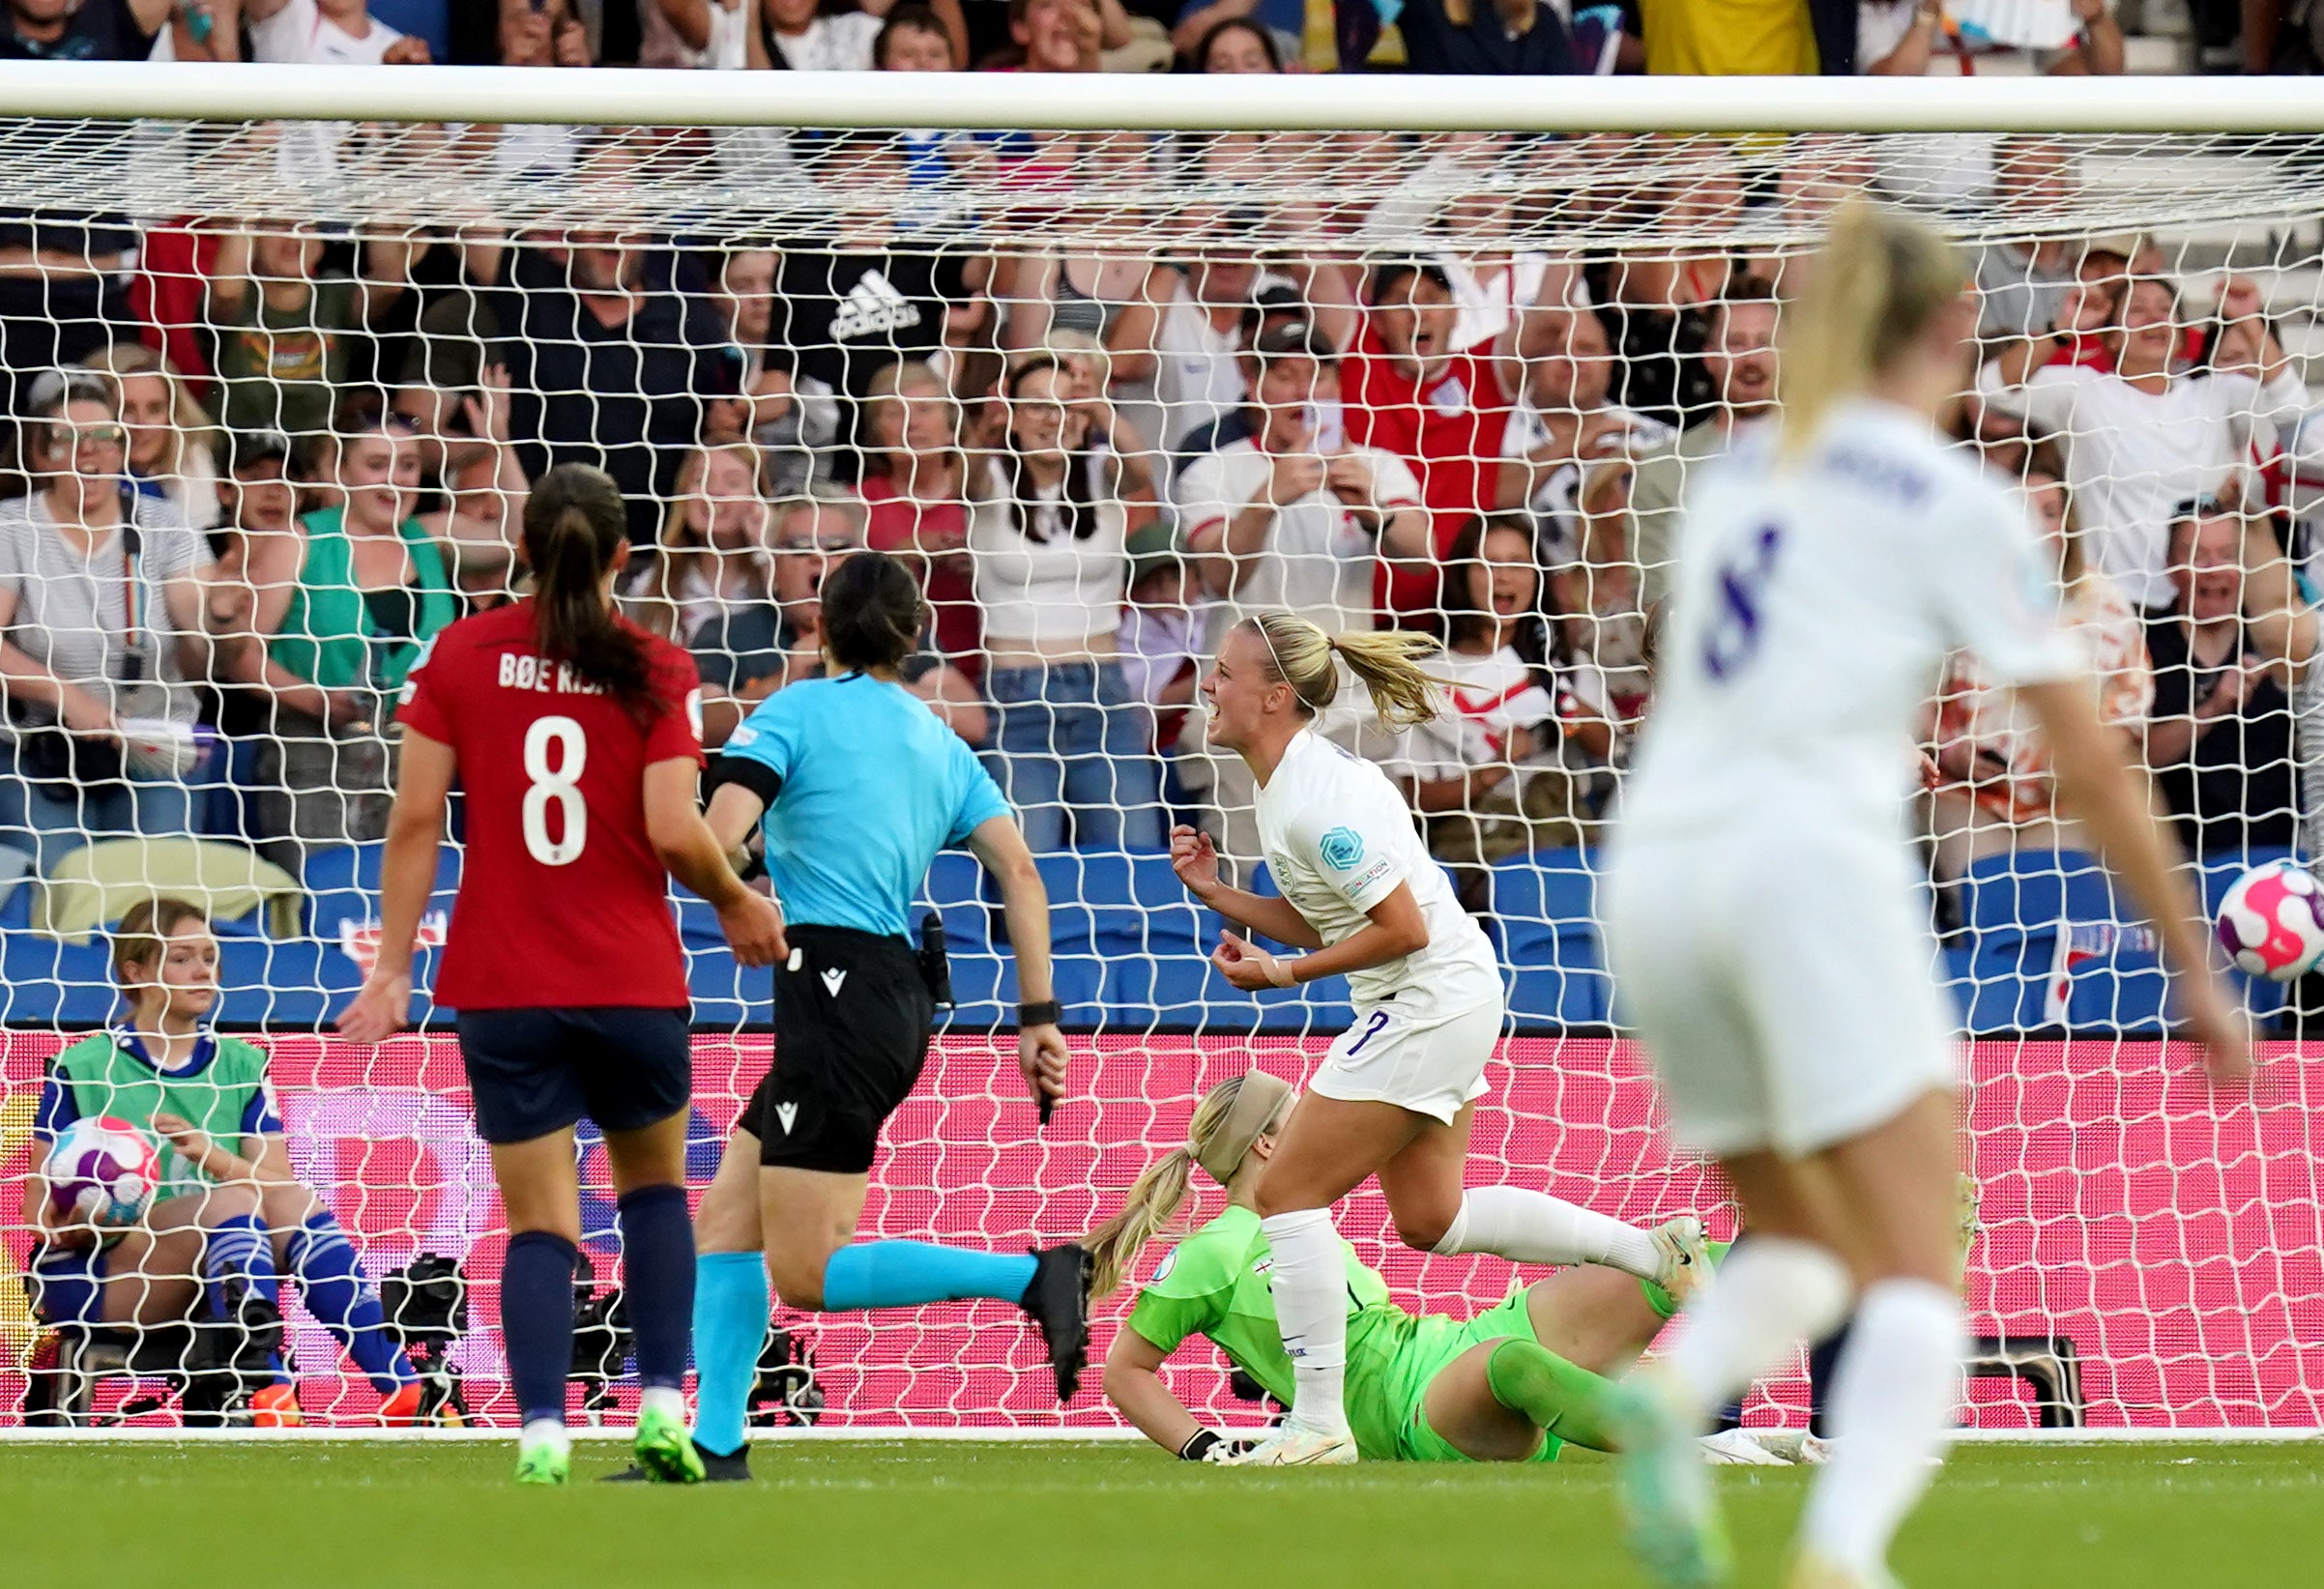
[1172,610,1711,1467]
[1602,201,2251,1589]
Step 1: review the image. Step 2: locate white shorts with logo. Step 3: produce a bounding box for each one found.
[1308,997,1502,1125]
[1604,824,1960,1159]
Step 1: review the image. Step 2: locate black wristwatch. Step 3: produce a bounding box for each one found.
[1018,998,1062,1026]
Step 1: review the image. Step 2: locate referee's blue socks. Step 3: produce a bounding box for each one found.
[821,1241,1039,1311]
[691,1252,770,1459]
[618,1185,696,1396]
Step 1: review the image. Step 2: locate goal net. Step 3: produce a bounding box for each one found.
[1,69,2321,1435]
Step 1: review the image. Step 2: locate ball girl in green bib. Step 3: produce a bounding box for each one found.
[22,896,425,1425]
[1089,1071,1722,1464]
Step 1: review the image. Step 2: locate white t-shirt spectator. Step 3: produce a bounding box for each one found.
[250,0,402,63]
[1384,647,1556,780]
[1979,361,2320,608]
[1154,274,1289,453]
[1176,440,1422,650]
[153,1,405,180]
[967,456,1129,648]
[0,494,205,732]
[643,0,757,67]
[770,13,882,70]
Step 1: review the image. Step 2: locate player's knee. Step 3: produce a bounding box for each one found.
[765,1251,828,1311]
[1391,1208,1454,1252]
[257,1179,320,1226]
[200,1181,262,1221]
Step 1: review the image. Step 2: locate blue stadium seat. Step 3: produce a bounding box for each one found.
[302,841,463,948]
[0,932,118,1026]
[685,952,773,1027]
[1489,850,1610,1028]
[1958,849,2108,1031]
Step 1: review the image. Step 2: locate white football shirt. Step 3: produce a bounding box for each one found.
[1254,728,1503,1017]
[1624,398,2083,844]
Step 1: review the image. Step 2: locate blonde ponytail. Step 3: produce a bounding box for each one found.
[1777,198,1967,465]
[1085,1145,1196,1301]
[1084,1071,1296,1300]
[1244,611,1448,735]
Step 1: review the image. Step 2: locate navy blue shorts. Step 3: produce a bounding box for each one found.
[29,1242,106,1328]
[454,1007,692,1145]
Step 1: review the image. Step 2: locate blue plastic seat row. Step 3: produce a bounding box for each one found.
[0,842,2300,1034]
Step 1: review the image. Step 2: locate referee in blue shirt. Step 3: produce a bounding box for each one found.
[677,550,1080,1480]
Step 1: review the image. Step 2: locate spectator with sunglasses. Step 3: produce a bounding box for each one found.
[2142,498,2317,857]
[0,372,215,869]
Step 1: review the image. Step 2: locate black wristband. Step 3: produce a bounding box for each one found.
[1018,998,1061,1026]
[1178,1429,1221,1462]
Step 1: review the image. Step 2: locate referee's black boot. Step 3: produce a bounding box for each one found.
[603,1438,754,1484]
[1020,1244,1093,1401]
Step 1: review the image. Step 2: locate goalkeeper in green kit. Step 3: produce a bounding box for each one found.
[1091,1072,1721,1463]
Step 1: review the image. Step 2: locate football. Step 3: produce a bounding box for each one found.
[2215,858,2324,982]
[45,1114,160,1228]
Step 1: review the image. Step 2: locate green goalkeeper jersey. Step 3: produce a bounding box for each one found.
[1125,1204,1413,1459]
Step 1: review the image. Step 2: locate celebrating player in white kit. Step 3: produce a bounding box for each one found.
[1174,610,1710,1467]
[1603,203,2250,1588]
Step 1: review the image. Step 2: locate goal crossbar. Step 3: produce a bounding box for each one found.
[6,62,2324,135]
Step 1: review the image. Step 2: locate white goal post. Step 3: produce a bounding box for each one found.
[0,67,2319,1441]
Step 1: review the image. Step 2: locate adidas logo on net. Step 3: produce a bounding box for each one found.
[829,270,922,340]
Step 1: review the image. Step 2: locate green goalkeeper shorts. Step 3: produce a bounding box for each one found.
[1382,1286,1563,1465]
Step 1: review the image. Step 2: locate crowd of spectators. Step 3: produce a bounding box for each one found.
[0,2,2318,964]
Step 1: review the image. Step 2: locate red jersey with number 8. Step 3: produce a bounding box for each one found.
[396,599,705,1011]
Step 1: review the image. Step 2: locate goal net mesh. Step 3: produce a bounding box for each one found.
[1,111,2321,1433]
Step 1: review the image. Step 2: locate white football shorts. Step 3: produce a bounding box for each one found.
[1308,997,1502,1125]
[1604,823,1960,1159]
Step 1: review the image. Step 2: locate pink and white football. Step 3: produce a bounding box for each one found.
[46,1114,160,1228]
[2216,859,2324,983]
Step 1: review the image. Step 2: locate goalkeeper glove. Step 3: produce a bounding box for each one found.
[1178,1430,1258,1462]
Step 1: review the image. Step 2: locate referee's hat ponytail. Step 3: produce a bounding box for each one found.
[1084,1071,1295,1300]
[525,463,659,725]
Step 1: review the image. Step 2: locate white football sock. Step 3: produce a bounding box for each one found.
[1660,1236,1854,1420]
[1800,1280,1966,1575]
[1430,1186,1663,1279]
[520,1417,572,1459]
[1260,1208,1350,1436]
[639,1385,685,1423]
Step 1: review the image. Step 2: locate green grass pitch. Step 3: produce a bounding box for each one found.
[2,1439,2318,1586]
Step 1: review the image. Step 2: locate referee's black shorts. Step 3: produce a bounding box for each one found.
[455,1006,693,1145]
[747,924,935,1175]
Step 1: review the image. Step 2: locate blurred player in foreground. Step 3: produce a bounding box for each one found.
[339,464,785,1485]
[1091,1070,1726,1464]
[1174,610,1708,1466]
[1603,202,2250,1588]
[671,549,1080,1482]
